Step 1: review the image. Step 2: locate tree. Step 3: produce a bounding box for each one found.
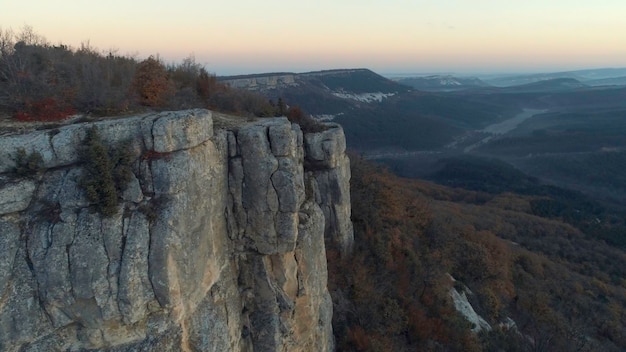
[0,32,77,121]
[170,54,201,89]
[196,67,223,103]
[132,56,173,107]
[276,97,286,116]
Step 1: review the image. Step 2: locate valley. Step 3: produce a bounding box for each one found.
[226,68,626,249]
[473,108,545,138]
[230,68,626,213]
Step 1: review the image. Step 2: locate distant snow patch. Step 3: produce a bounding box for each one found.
[436,77,462,86]
[312,113,343,121]
[332,92,396,103]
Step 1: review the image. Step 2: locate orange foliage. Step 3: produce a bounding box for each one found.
[407,306,449,343]
[332,140,626,351]
[132,56,173,107]
[347,325,371,351]
[14,97,75,122]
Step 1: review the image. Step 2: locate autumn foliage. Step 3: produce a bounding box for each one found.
[328,154,626,351]
[0,27,300,122]
[132,56,173,107]
[14,97,76,122]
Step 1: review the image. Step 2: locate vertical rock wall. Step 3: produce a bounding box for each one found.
[304,124,354,255]
[0,110,353,351]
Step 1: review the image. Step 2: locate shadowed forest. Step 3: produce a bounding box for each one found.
[329,155,625,351]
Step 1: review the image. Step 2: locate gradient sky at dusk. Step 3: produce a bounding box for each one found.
[2,0,626,75]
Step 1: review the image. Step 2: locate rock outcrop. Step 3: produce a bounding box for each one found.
[222,74,298,91]
[0,110,353,351]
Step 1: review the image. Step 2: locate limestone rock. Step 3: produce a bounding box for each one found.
[0,178,36,214]
[0,110,351,351]
[305,128,354,254]
[304,123,347,169]
[293,200,334,351]
[0,132,55,173]
[0,217,20,298]
[450,287,492,332]
[118,212,154,324]
[269,118,297,157]
[234,118,305,255]
[0,245,55,352]
[121,173,144,203]
[147,139,228,315]
[151,109,213,153]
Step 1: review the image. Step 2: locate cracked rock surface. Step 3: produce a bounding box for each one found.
[0,110,352,352]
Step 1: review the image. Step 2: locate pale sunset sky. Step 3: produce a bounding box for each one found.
[2,0,625,75]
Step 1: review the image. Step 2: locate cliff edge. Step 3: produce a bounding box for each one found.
[0,110,353,351]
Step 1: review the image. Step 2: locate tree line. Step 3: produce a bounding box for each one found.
[0,26,311,125]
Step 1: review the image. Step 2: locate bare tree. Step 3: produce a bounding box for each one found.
[16,25,47,46]
[0,26,15,57]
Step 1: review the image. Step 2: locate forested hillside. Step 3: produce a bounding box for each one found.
[330,155,625,351]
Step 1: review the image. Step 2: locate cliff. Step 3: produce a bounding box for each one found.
[221,74,298,91]
[0,110,353,351]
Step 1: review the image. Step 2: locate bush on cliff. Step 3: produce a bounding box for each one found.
[12,148,44,178]
[285,105,326,133]
[80,127,133,216]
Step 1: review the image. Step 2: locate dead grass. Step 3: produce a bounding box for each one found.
[211,112,257,129]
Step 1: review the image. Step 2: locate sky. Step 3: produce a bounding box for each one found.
[2,0,626,76]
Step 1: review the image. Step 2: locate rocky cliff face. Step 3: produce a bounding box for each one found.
[0,110,353,351]
[222,74,298,91]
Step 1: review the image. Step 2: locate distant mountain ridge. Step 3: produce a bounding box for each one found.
[221,68,520,152]
[220,68,410,117]
[221,67,626,154]
[499,78,588,93]
[220,72,298,91]
[220,68,404,94]
[396,75,490,91]
[584,75,626,86]
[483,67,626,87]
